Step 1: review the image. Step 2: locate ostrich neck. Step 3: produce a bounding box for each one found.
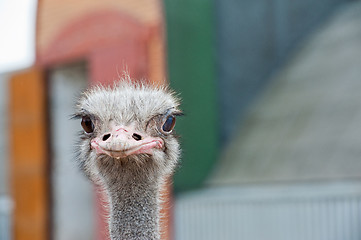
[106,177,161,240]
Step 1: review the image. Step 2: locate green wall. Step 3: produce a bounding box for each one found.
[163,0,218,192]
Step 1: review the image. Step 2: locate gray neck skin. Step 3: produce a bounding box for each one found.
[105,177,161,240]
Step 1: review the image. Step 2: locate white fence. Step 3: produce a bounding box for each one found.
[0,196,12,240]
[175,182,361,240]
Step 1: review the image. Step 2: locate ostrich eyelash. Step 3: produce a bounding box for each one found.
[70,110,96,120]
[70,114,82,120]
[172,111,184,117]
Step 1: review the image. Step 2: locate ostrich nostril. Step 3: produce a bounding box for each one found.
[102,133,111,141]
[132,133,142,141]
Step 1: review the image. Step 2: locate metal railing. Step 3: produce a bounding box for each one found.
[175,183,361,240]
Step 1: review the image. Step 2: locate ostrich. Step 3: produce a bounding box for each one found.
[73,77,182,240]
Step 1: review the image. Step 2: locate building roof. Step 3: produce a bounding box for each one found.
[209,1,361,185]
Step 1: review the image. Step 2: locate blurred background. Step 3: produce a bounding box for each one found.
[1,0,361,239]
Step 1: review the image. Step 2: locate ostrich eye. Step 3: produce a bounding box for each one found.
[81,116,94,133]
[162,115,176,133]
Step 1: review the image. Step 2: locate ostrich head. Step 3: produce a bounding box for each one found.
[74,79,182,186]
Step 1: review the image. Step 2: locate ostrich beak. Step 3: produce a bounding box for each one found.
[90,125,164,159]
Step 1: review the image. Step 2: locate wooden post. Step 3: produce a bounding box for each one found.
[9,68,49,240]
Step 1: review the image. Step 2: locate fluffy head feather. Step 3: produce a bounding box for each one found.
[74,78,182,186]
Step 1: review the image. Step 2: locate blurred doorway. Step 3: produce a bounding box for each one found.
[49,62,95,240]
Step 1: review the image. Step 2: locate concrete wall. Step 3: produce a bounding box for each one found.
[0,74,11,240]
[217,0,350,145]
[0,74,9,195]
[211,0,361,184]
